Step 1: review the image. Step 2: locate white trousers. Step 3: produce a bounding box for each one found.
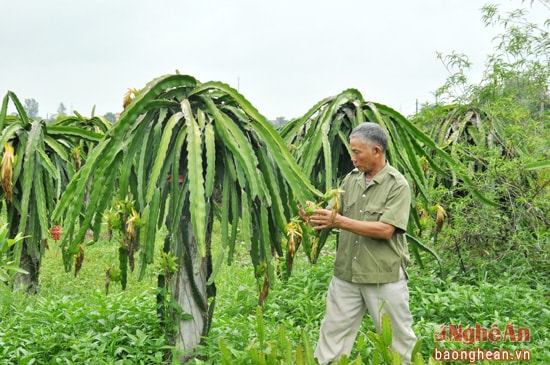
[314,269,417,364]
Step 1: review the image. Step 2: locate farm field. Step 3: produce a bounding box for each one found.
[1,230,548,364]
[1,4,549,363]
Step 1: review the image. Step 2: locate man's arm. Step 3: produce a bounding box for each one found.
[308,208,396,240]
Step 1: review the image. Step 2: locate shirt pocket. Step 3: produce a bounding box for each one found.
[342,198,357,216]
[363,202,384,221]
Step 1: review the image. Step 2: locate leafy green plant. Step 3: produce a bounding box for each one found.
[412,1,549,281]
[0,91,107,292]
[0,223,27,283]
[51,73,322,360]
[3,225,548,364]
[0,287,170,364]
[215,305,364,365]
[105,196,143,292]
[409,268,550,363]
[366,313,424,365]
[279,89,490,275]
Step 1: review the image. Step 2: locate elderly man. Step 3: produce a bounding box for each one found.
[305,122,417,364]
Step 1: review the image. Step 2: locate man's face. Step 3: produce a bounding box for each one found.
[350,137,380,173]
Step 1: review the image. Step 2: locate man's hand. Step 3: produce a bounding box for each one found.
[298,201,316,222]
[309,208,339,230]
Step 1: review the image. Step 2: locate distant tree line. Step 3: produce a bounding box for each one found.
[19,98,116,123]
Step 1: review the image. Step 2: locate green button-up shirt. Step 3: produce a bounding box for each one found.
[332,163,411,284]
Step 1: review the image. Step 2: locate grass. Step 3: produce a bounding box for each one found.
[1,231,549,364]
[0,234,166,364]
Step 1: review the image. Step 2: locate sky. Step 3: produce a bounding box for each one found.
[0,0,546,120]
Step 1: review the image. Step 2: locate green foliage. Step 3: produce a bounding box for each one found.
[0,91,108,291]
[279,89,489,275]
[280,89,485,206]
[434,3,550,112]
[209,306,364,365]
[44,74,325,360]
[0,236,169,364]
[0,223,28,283]
[0,3,547,363]
[23,98,39,118]
[409,273,549,363]
[480,3,550,110]
[0,287,170,364]
[412,1,549,284]
[414,104,548,278]
[57,102,67,117]
[1,230,548,364]
[52,74,320,296]
[105,196,143,291]
[364,313,425,364]
[429,155,549,285]
[196,241,550,364]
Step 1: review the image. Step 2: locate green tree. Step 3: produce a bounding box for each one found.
[0,223,27,284]
[274,116,288,126]
[57,102,67,117]
[52,74,319,361]
[279,89,489,271]
[413,1,549,277]
[0,91,106,292]
[104,112,117,123]
[23,98,39,118]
